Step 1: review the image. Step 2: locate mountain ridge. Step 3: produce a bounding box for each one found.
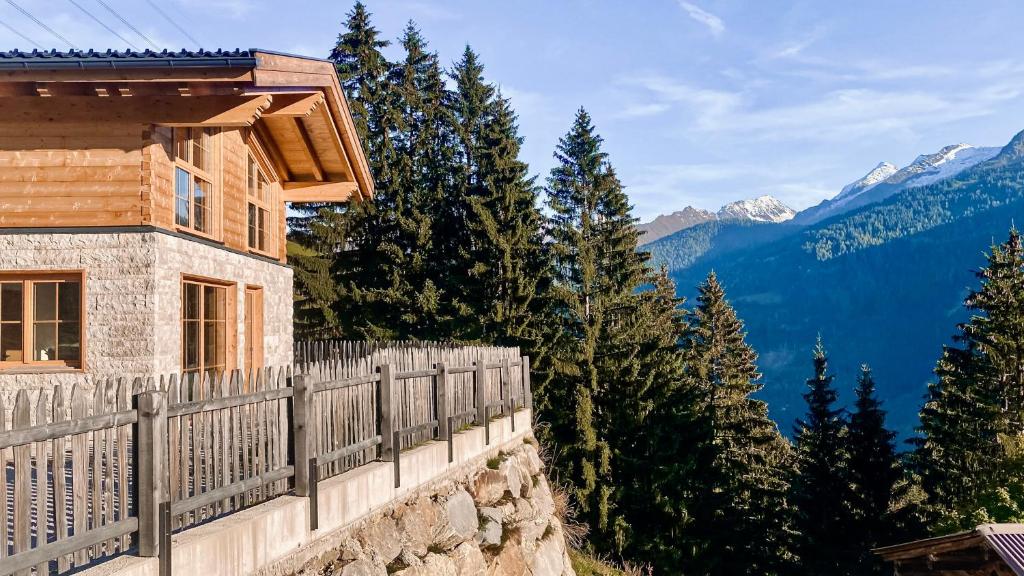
[639,195,794,244]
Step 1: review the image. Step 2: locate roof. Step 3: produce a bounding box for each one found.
[875,524,1024,575]
[0,48,374,202]
[0,49,259,69]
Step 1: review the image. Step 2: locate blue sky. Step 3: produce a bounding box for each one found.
[3,0,1024,220]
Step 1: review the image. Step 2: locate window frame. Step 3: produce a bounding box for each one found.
[173,127,222,242]
[0,271,86,371]
[245,149,278,258]
[181,275,236,381]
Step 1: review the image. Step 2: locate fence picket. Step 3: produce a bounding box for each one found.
[33,391,49,575]
[12,390,31,576]
[69,386,88,567]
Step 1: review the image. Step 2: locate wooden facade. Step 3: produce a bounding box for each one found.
[0,49,373,263]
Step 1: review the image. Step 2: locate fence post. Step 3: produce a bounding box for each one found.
[474,357,487,426]
[522,356,532,410]
[291,372,313,498]
[379,364,395,462]
[435,362,449,440]
[133,389,168,558]
[501,357,512,417]
[308,457,319,531]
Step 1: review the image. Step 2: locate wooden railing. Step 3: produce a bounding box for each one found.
[0,343,531,576]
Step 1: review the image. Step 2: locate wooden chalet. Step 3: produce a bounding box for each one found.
[0,49,372,391]
[875,524,1024,576]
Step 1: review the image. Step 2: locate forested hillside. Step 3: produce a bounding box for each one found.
[660,131,1024,435]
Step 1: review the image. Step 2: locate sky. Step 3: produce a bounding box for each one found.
[3,0,1024,220]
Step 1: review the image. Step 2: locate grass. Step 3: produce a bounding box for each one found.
[570,550,629,576]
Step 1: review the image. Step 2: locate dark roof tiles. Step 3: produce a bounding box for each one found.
[0,49,257,69]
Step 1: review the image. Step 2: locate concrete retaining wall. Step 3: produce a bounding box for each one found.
[80,409,534,576]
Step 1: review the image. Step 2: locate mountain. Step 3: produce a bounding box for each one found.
[796,143,1000,225]
[639,195,793,243]
[650,129,1024,438]
[638,207,717,243]
[718,195,796,223]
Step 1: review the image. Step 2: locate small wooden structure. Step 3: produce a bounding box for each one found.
[875,524,1024,576]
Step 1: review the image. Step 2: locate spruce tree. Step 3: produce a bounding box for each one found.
[465,93,548,348]
[846,366,904,574]
[682,272,795,576]
[914,228,1024,532]
[542,108,687,555]
[290,1,395,338]
[791,339,857,576]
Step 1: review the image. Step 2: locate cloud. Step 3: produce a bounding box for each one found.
[677,1,724,37]
[615,102,672,119]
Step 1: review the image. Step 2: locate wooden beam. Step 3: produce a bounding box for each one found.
[281,181,358,203]
[252,121,292,181]
[292,118,324,182]
[0,95,274,127]
[262,93,324,118]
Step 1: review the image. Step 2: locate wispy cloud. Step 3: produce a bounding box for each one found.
[677,1,724,37]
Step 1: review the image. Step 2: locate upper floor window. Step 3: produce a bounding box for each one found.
[247,154,274,254]
[0,272,84,369]
[174,128,220,237]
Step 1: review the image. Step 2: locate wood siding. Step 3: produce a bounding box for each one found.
[0,122,146,227]
[0,118,287,262]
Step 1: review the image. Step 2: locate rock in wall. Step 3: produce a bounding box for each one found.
[290,439,576,576]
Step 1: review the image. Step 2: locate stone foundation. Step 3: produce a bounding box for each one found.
[284,441,576,576]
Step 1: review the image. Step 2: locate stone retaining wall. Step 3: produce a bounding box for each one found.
[289,440,575,576]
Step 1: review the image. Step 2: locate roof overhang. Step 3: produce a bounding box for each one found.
[875,524,1024,576]
[0,49,373,203]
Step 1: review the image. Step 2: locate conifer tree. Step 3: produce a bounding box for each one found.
[542,108,686,554]
[846,366,906,574]
[791,339,857,576]
[465,93,548,348]
[682,272,795,576]
[914,228,1024,531]
[290,1,395,337]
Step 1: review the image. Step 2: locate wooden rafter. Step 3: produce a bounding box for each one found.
[1,95,274,127]
[281,181,359,203]
[262,93,325,118]
[291,118,324,182]
[252,121,292,181]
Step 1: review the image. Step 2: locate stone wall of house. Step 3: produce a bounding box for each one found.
[152,232,293,375]
[281,440,576,576]
[0,230,293,414]
[0,232,160,408]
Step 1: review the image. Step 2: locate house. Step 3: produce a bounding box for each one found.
[0,49,372,398]
[875,524,1024,575]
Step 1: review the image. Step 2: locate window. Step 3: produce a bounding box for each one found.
[174,128,219,237]
[247,154,274,254]
[0,273,83,369]
[182,279,231,378]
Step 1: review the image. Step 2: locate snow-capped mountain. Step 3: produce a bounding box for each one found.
[796,143,1000,225]
[637,207,717,243]
[718,195,796,223]
[887,143,1000,187]
[639,196,795,244]
[835,162,898,202]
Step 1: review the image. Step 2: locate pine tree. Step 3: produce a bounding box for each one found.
[846,366,905,574]
[464,93,548,348]
[914,228,1024,532]
[290,1,395,338]
[682,272,795,576]
[791,339,857,576]
[542,108,686,555]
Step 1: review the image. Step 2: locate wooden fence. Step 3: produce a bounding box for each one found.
[0,343,531,576]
